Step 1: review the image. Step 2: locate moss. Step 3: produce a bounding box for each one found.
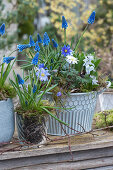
[16,100,55,118]
[94,110,113,129]
[0,84,16,101]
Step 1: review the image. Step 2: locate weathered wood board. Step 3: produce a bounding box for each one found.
[0,130,113,169]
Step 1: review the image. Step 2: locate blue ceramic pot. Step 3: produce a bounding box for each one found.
[0,98,15,143]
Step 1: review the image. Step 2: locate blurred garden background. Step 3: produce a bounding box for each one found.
[0,0,113,79]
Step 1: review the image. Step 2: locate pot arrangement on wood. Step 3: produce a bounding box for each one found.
[16,11,110,137]
[0,10,111,144]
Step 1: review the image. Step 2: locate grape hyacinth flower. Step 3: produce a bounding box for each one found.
[37,33,42,43]
[52,39,58,48]
[35,41,40,51]
[51,58,54,63]
[33,84,37,93]
[0,23,5,36]
[43,32,50,46]
[29,35,35,46]
[57,91,62,97]
[3,57,15,64]
[17,74,24,85]
[88,11,96,24]
[25,101,28,106]
[66,55,78,64]
[62,16,68,29]
[31,52,39,65]
[38,63,47,69]
[17,44,31,52]
[36,68,50,81]
[61,45,72,57]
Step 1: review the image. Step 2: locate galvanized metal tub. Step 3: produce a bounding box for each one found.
[44,91,98,136]
[0,98,15,143]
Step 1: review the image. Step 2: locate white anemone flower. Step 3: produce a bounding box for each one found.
[90,75,98,85]
[66,55,78,64]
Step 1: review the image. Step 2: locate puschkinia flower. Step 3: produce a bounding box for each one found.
[0,23,5,36]
[43,32,50,46]
[62,16,68,29]
[38,63,47,69]
[90,75,98,85]
[86,65,94,75]
[35,41,40,51]
[3,57,15,64]
[17,44,31,52]
[52,39,58,48]
[83,54,94,66]
[66,55,78,64]
[17,74,24,85]
[57,91,62,97]
[83,54,95,75]
[29,35,35,46]
[106,81,111,88]
[36,68,50,81]
[31,52,39,65]
[61,45,72,57]
[88,11,96,24]
[33,84,37,93]
[37,33,42,43]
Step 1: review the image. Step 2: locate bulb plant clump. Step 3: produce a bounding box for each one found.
[17,11,110,98]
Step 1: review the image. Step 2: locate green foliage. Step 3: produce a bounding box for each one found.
[0,54,17,100]
[0,57,16,87]
[16,11,109,95]
[20,24,106,93]
[94,110,113,129]
[9,69,68,125]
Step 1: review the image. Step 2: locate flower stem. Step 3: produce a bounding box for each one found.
[64,29,66,45]
[69,64,71,72]
[74,24,88,52]
[8,49,18,57]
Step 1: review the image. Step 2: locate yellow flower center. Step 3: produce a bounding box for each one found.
[65,49,67,52]
[41,73,45,77]
[71,58,74,61]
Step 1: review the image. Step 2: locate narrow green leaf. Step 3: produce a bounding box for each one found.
[42,107,68,125]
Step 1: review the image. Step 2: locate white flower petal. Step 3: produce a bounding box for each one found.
[66,55,78,64]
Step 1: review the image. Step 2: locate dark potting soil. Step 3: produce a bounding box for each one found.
[17,115,46,144]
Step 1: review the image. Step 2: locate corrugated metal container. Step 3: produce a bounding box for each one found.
[45,92,98,136]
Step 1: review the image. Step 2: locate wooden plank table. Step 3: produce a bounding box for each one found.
[0,129,113,169]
